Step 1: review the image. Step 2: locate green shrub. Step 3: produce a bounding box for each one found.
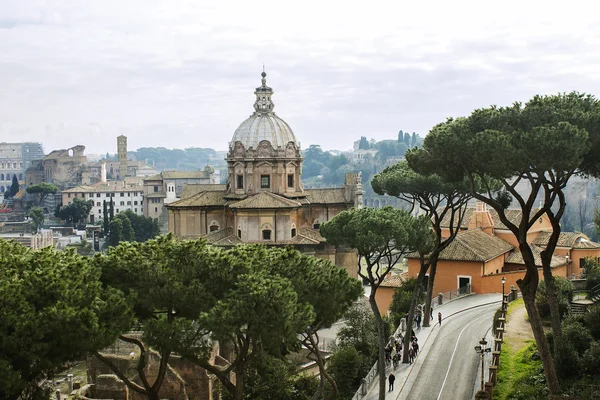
[235,354,319,400]
[581,341,600,376]
[583,304,600,341]
[535,276,574,320]
[554,337,581,381]
[583,257,600,289]
[562,318,593,356]
[327,346,362,399]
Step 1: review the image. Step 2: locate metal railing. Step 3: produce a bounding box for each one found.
[569,384,600,399]
[436,284,472,304]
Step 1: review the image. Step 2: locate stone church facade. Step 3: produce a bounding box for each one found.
[167,71,362,278]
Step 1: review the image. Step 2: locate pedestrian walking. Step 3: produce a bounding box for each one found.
[388,372,396,391]
[438,311,442,326]
[412,340,419,356]
[416,313,421,329]
[430,305,434,320]
[408,346,415,364]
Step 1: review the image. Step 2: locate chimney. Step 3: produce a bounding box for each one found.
[100,161,107,183]
[470,200,494,235]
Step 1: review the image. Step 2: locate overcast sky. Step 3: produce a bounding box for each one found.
[1,0,599,155]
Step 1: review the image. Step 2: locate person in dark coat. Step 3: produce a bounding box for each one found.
[388,372,396,391]
[412,340,419,356]
[438,311,442,325]
[408,346,415,364]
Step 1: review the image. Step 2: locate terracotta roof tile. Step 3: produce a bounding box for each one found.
[573,239,600,249]
[229,192,301,209]
[63,184,143,193]
[296,227,325,243]
[407,229,513,262]
[440,206,542,230]
[181,184,227,199]
[167,191,228,208]
[145,192,166,198]
[439,207,473,229]
[532,231,599,248]
[304,188,349,204]
[505,246,566,268]
[380,272,409,288]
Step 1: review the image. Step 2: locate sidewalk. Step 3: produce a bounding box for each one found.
[361,293,502,400]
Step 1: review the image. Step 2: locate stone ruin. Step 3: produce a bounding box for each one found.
[83,333,227,400]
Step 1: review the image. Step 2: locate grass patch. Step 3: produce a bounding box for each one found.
[506,298,524,322]
[494,341,547,400]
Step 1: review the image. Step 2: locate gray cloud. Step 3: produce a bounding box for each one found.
[1,1,600,154]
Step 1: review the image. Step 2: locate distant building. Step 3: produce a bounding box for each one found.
[143,167,217,220]
[117,135,128,180]
[25,145,88,189]
[61,180,145,224]
[94,160,157,180]
[350,148,378,163]
[0,230,55,249]
[0,142,44,194]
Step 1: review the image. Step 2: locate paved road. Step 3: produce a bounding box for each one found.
[404,303,497,400]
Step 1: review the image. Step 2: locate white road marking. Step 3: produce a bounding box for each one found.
[436,312,492,400]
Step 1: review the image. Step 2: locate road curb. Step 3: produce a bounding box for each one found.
[395,299,502,399]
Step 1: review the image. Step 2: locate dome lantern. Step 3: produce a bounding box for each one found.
[230,70,298,150]
[253,70,275,113]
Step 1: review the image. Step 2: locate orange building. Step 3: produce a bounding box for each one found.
[375,273,408,316]
[403,203,600,298]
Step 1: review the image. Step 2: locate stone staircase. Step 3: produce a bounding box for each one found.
[568,283,600,315]
[569,302,590,316]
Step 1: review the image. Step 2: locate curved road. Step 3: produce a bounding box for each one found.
[405,303,497,400]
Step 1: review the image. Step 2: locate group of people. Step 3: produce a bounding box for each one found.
[385,335,403,368]
[385,309,444,393]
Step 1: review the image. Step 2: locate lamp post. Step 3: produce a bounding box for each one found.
[474,337,491,391]
[501,276,506,303]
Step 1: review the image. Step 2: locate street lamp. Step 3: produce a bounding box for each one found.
[501,276,506,302]
[474,337,492,391]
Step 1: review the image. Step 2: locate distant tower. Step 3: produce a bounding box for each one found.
[117,135,127,180]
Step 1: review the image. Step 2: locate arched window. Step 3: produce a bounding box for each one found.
[5,174,9,180]
[19,173,23,180]
[237,228,242,239]
[0,174,3,180]
[209,220,220,232]
[313,219,320,229]
[291,223,297,238]
[0,186,4,193]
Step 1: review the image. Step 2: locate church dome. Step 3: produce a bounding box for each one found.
[231,71,298,150]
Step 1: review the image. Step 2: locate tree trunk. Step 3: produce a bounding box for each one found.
[368,292,387,400]
[542,265,563,353]
[423,262,437,327]
[517,276,561,395]
[307,333,337,400]
[233,363,245,400]
[402,267,426,363]
[311,350,337,400]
